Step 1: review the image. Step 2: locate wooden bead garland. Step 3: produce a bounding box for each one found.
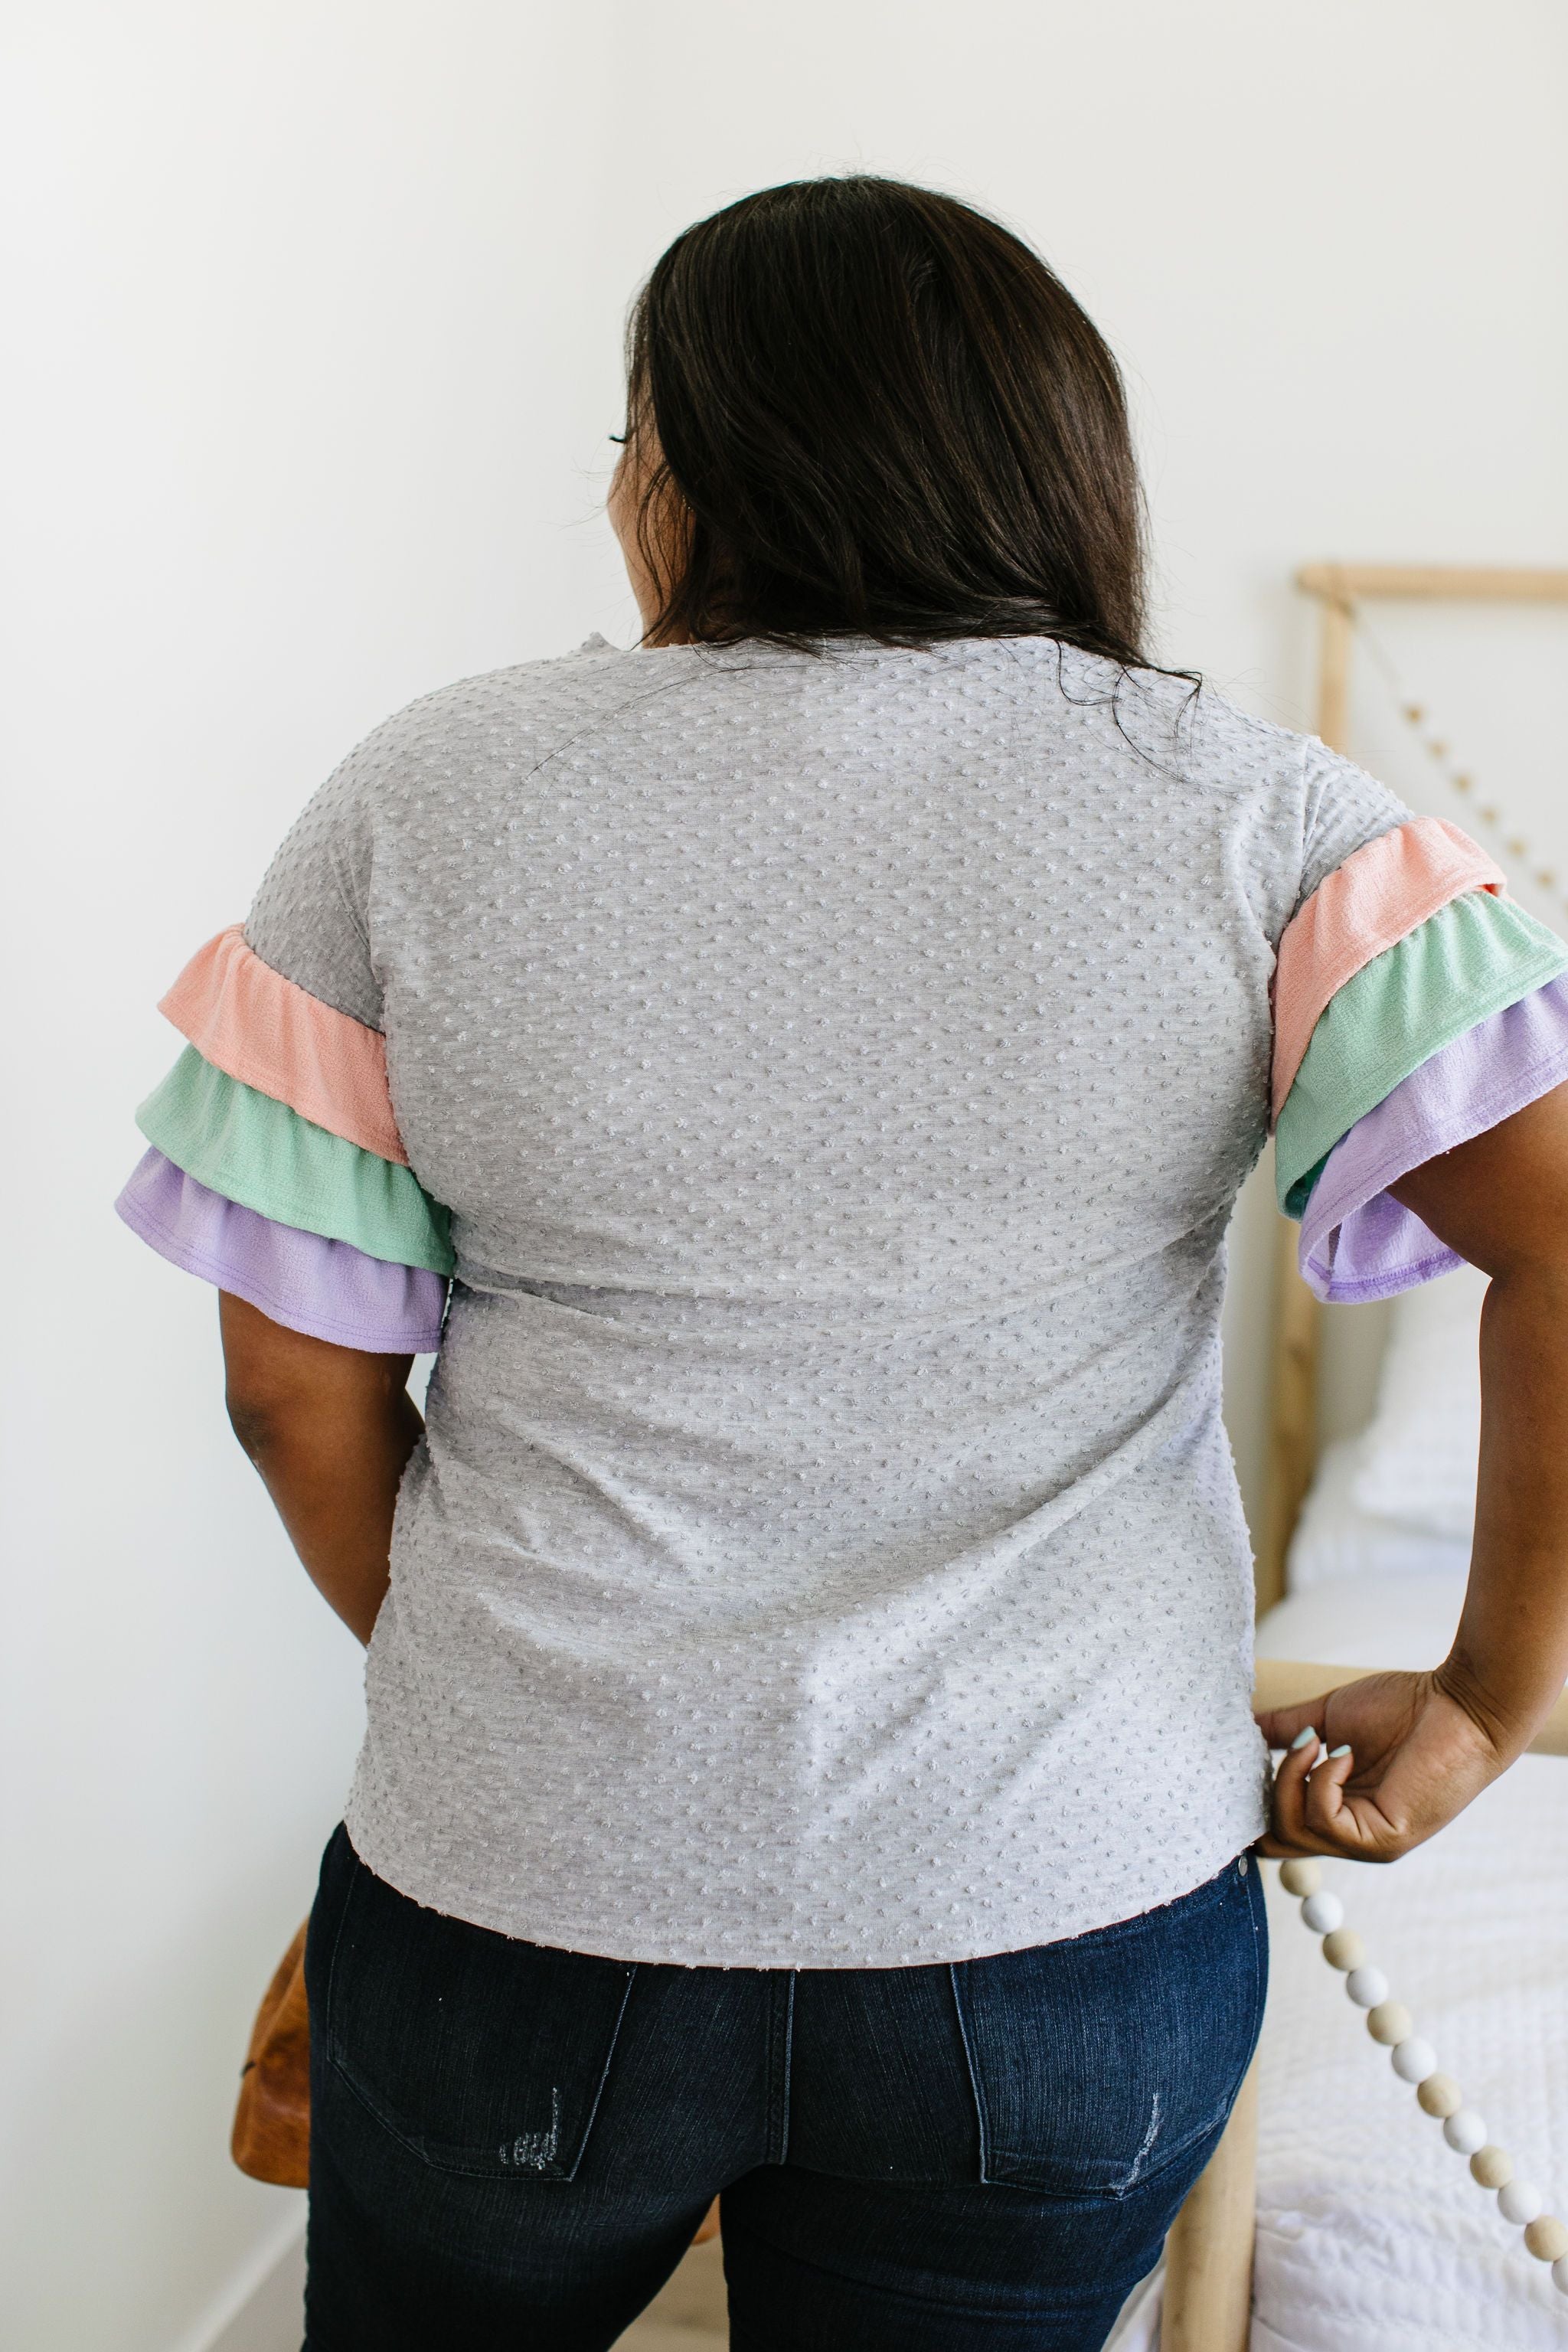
[1354,613,1568,930]
[1279,1860,1568,2296]
[1367,2001,1413,2046]
[1417,2073,1463,2119]
[1444,2109,1489,2155]
[1300,1890,1344,1934]
[1391,2037,1438,2084]
[1526,2216,1568,2264]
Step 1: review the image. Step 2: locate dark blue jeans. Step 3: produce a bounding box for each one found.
[303,1825,1266,2350]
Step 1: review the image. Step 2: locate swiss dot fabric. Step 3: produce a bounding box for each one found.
[236,634,1412,1968]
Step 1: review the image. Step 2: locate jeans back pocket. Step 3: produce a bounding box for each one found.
[316,1830,636,2183]
[951,1857,1266,2200]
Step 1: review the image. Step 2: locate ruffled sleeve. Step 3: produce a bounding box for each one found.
[118,756,452,1352]
[1272,814,1568,1302]
[116,1145,449,1352]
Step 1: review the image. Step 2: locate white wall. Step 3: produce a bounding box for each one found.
[0,9,624,2349]
[3,5,1566,2346]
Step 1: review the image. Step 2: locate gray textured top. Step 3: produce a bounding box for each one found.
[247,633,1403,1966]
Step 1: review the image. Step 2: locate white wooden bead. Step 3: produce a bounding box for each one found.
[1346,1965,1389,2009]
[1443,2109,1488,2155]
[1279,1858,1321,1896]
[1321,1928,1364,1971]
[1470,2145,1514,2189]
[1301,1890,1344,1934]
[1500,2178,1544,2226]
[1367,2001,1413,2046]
[1550,2252,1568,2294]
[1524,2216,1568,2263]
[1391,2037,1438,2084]
[1417,2073,1463,2118]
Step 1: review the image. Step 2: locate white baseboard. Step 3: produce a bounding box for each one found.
[171,2209,306,2352]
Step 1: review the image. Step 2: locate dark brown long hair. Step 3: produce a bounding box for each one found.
[623,175,1148,663]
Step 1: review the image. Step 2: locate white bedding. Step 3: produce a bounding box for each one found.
[1108,1568,1568,2350]
[1284,1435,1472,1592]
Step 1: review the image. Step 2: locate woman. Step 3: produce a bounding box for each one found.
[118,177,1568,2350]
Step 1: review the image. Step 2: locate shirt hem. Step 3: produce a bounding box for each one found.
[338,1792,1270,1971]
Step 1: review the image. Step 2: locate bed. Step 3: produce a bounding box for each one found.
[1106,1270,1568,2350]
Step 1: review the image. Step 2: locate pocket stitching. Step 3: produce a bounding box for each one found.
[958,1860,1266,2201]
[554,1958,637,2180]
[947,1961,993,2182]
[318,1830,364,2062]
[324,1961,639,2181]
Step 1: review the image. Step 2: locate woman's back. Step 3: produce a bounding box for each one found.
[243,629,1396,1964]
[122,174,1568,2349]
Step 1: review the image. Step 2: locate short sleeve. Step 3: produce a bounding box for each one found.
[244,733,384,1030]
[1272,755,1568,1301]
[115,727,452,1352]
[1295,738,1414,911]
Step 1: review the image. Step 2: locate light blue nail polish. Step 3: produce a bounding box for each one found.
[1328,1744,1351,1758]
[1290,1726,1318,1751]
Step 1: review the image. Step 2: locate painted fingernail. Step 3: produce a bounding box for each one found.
[1328,1744,1352,1758]
[1290,1726,1318,1751]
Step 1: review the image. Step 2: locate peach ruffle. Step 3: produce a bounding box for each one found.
[1271,816,1504,1122]
[158,926,407,1165]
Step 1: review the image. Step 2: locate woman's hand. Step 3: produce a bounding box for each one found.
[1256,1081,1568,1864]
[1255,1670,1505,1861]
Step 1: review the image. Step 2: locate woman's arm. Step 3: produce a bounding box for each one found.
[1257,1080,1568,1859]
[219,1292,423,1645]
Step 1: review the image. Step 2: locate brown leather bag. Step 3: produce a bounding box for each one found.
[230,1921,720,2240]
[232,1920,311,2188]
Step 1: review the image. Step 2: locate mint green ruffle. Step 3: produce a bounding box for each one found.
[136,1047,454,1274]
[1276,890,1568,1216]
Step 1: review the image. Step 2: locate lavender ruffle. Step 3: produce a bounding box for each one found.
[1299,973,1568,1302]
[116,1148,448,1351]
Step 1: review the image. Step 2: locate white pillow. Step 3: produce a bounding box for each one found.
[1285,1436,1473,1590]
[1348,1260,1486,1540]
